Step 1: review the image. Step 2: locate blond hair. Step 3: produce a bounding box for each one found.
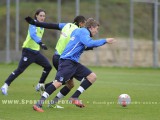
[85,18,100,28]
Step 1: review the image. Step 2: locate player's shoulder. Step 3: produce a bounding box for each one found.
[29,24,37,30]
[59,23,67,29]
[78,27,89,34]
[65,23,78,29]
[75,27,85,31]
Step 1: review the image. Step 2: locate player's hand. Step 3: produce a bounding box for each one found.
[25,16,35,25]
[106,38,116,44]
[39,42,48,50]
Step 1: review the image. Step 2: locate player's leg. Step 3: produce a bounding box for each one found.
[48,55,75,108]
[48,79,74,108]
[71,73,96,98]
[33,80,62,112]
[69,64,96,107]
[52,53,60,70]
[48,77,86,106]
[34,53,52,93]
[49,59,77,104]
[1,49,34,95]
[43,53,60,89]
[33,59,76,112]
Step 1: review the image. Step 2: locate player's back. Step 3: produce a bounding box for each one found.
[55,23,78,55]
[60,28,89,62]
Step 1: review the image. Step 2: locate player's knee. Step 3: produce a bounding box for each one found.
[91,73,97,82]
[53,80,62,89]
[48,65,52,70]
[87,72,97,83]
[15,68,24,74]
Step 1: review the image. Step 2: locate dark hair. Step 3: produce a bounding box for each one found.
[73,15,86,27]
[85,18,100,28]
[34,9,46,20]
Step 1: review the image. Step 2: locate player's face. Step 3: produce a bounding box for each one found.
[90,26,99,37]
[36,11,45,22]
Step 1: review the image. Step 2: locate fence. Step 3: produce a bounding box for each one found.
[0,0,159,67]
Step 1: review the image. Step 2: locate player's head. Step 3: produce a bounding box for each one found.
[85,18,100,37]
[34,9,46,22]
[73,15,86,28]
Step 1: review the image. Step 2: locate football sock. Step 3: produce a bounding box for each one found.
[36,96,47,107]
[71,79,92,98]
[36,84,56,107]
[59,86,71,96]
[4,83,8,88]
[2,83,8,89]
[50,86,70,104]
[50,96,60,105]
[45,84,56,95]
[45,82,52,88]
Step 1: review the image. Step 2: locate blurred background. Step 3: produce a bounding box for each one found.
[0,0,160,67]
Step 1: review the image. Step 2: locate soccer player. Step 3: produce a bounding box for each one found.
[1,9,52,95]
[33,18,116,112]
[25,15,87,108]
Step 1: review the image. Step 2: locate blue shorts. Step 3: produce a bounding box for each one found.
[55,59,92,84]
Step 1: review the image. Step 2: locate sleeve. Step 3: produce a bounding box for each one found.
[29,25,41,44]
[34,22,61,30]
[58,23,67,29]
[79,29,107,47]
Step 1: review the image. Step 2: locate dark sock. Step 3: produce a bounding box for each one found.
[50,96,59,104]
[36,96,46,107]
[45,82,53,88]
[60,86,70,96]
[45,84,56,95]
[36,84,56,107]
[71,80,92,98]
[80,79,92,90]
[50,86,71,104]
[71,91,81,98]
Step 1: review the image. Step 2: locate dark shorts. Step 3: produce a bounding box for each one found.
[55,59,92,84]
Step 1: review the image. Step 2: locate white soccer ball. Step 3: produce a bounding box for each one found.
[118,94,131,107]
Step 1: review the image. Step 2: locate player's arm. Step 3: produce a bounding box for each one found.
[80,30,115,47]
[25,16,66,30]
[29,25,47,50]
[29,25,41,43]
[80,33,106,47]
[82,37,115,47]
[34,22,66,30]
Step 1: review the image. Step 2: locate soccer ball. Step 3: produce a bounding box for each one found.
[118,94,131,107]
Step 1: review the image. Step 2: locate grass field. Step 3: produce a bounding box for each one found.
[0,63,160,120]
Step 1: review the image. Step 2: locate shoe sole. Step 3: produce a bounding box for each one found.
[48,104,64,109]
[33,105,44,112]
[69,98,85,108]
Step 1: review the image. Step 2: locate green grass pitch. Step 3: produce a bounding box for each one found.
[0,63,160,120]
